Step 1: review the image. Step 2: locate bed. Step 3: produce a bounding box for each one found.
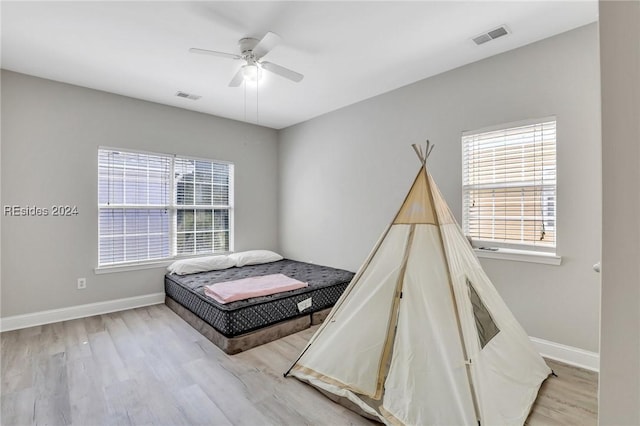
[164,259,354,354]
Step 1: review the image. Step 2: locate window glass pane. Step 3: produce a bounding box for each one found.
[99,149,170,207]
[110,178,125,204]
[195,183,212,205]
[175,158,195,206]
[98,169,115,204]
[148,170,168,205]
[99,236,124,264]
[196,232,213,253]
[196,210,213,230]
[99,166,125,205]
[213,185,229,205]
[213,163,229,185]
[214,231,229,252]
[214,210,229,231]
[195,161,212,183]
[149,235,170,259]
[177,232,195,255]
[148,211,168,234]
[98,207,170,265]
[174,157,231,256]
[99,209,124,235]
[125,236,147,261]
[174,158,194,177]
[176,180,194,205]
[177,209,194,232]
[125,209,146,234]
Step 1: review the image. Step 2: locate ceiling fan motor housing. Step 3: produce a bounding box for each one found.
[239,37,260,55]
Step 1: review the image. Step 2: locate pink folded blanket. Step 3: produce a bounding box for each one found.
[203,273,308,304]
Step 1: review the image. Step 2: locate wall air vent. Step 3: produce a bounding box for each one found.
[472,25,510,45]
[175,91,201,100]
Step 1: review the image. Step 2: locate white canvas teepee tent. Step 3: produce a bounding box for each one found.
[286,143,551,426]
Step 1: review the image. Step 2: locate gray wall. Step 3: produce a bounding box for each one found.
[278,24,601,352]
[1,71,279,317]
[598,1,640,423]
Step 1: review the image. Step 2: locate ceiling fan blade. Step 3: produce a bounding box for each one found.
[261,61,304,83]
[189,48,241,60]
[228,68,244,87]
[252,32,281,59]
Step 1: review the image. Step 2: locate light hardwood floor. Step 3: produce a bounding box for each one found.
[1,304,597,425]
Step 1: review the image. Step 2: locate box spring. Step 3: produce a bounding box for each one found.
[164,259,353,353]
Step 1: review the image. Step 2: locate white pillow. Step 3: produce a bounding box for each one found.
[228,250,283,267]
[167,255,235,275]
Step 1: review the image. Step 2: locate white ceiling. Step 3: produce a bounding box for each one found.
[1,1,598,130]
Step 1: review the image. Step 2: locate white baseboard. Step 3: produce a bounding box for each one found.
[0,292,165,332]
[530,336,600,372]
[0,297,600,374]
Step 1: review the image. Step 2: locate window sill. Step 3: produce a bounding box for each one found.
[474,247,562,266]
[94,252,233,275]
[94,260,172,275]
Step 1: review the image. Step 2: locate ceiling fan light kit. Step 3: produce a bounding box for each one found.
[241,64,261,82]
[190,31,304,87]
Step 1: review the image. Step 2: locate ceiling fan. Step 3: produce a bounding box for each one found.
[189,32,304,87]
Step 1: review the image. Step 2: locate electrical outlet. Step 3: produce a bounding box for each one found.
[77,278,87,290]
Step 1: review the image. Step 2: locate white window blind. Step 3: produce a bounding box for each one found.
[98,148,233,267]
[462,118,557,252]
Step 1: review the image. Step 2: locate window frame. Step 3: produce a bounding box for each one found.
[461,117,557,256]
[97,147,234,270]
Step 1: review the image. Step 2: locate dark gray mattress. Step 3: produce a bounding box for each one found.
[164,259,354,337]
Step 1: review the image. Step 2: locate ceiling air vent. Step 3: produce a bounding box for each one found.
[175,91,201,100]
[472,25,510,45]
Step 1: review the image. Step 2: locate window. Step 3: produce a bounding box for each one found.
[466,277,499,349]
[98,148,233,267]
[462,118,556,253]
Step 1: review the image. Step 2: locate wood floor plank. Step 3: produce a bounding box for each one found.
[67,357,108,426]
[32,352,72,425]
[103,378,154,426]
[119,308,152,336]
[103,314,146,361]
[172,383,233,426]
[41,322,66,356]
[1,305,598,426]
[239,347,374,425]
[62,319,93,362]
[1,355,33,395]
[182,357,273,425]
[1,388,36,426]
[87,330,130,386]
[83,315,107,335]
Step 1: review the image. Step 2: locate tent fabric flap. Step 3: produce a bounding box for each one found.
[291,225,411,397]
[381,224,477,425]
[437,200,551,425]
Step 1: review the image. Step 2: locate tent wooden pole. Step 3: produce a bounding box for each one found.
[412,143,425,163]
